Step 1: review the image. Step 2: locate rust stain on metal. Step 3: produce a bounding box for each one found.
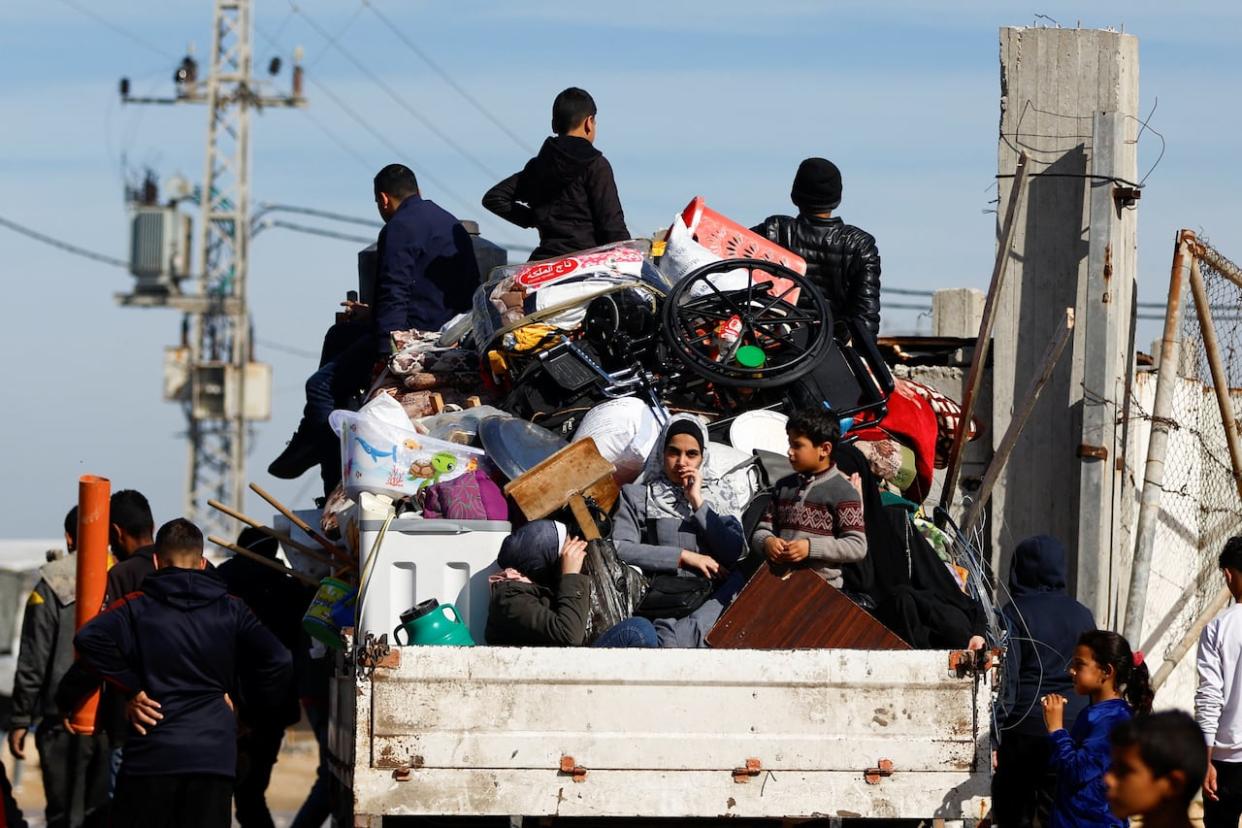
[1078,443,1109,460]
[732,757,762,783]
[392,767,412,782]
[375,746,403,769]
[411,755,425,769]
[726,797,737,809]
[1103,243,1114,303]
[558,755,588,782]
[865,758,895,784]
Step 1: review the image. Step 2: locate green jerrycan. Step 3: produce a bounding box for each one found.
[392,598,476,647]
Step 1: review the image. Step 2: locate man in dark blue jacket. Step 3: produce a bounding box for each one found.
[72,518,292,828]
[993,534,1097,828]
[268,163,480,492]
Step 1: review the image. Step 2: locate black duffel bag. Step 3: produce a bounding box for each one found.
[634,574,714,620]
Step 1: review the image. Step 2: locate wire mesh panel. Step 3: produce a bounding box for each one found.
[1133,238,1242,695]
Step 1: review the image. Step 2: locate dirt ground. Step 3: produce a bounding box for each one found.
[2,724,324,828]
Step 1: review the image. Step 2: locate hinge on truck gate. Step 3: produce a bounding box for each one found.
[559,755,588,782]
[356,633,399,677]
[949,648,995,677]
[864,759,895,784]
[732,758,762,783]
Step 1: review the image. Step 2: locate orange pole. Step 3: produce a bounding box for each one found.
[69,474,111,735]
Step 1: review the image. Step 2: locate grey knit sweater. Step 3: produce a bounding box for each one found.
[749,466,867,588]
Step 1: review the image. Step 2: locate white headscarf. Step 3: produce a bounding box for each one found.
[636,414,756,522]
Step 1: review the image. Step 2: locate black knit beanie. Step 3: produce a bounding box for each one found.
[790,157,842,212]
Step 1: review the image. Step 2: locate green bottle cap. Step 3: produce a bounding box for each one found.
[735,345,767,369]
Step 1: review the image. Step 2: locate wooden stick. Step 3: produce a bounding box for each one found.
[248,483,354,566]
[206,498,341,568]
[938,151,1030,516]
[959,307,1075,538]
[207,536,321,586]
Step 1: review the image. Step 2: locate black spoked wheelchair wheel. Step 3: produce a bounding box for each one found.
[661,258,833,389]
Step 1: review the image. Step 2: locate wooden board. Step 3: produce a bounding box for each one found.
[504,438,617,521]
[706,562,910,650]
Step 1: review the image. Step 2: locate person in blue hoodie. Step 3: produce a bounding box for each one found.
[993,535,1098,827]
[1042,629,1154,828]
[71,518,292,828]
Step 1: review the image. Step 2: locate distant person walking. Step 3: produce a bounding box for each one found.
[1195,536,1242,828]
[483,87,629,260]
[8,506,109,828]
[993,535,1097,828]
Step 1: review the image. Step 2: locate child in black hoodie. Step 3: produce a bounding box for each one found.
[73,518,292,828]
[483,86,629,260]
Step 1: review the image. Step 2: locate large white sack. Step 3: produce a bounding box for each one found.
[573,398,661,485]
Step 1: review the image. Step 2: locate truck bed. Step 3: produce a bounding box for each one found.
[333,642,993,824]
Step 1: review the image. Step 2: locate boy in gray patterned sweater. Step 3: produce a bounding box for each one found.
[750,408,867,587]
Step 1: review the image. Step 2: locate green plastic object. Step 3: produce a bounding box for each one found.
[303,577,354,650]
[393,599,476,647]
[734,345,767,369]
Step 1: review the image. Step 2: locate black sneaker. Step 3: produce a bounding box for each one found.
[268,434,323,479]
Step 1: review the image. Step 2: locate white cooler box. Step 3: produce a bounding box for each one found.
[356,503,509,643]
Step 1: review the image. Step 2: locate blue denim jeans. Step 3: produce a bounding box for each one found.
[301,323,376,495]
[591,617,660,648]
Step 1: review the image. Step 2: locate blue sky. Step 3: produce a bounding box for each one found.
[2,1,1240,538]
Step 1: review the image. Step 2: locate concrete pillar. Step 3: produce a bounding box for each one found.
[933,288,986,338]
[992,27,1139,614]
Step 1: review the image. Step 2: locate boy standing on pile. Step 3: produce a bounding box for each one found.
[483,87,629,260]
[70,519,292,828]
[751,408,867,586]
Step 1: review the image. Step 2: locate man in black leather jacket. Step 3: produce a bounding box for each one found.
[752,157,882,338]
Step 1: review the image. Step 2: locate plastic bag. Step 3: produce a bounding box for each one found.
[329,394,485,500]
[572,398,661,484]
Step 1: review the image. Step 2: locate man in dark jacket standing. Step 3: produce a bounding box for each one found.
[993,534,1097,828]
[9,507,109,828]
[269,164,480,490]
[753,158,882,338]
[483,87,629,260]
[102,489,157,605]
[217,528,311,828]
[71,518,292,828]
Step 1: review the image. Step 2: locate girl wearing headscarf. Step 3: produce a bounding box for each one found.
[610,414,747,579]
[485,520,658,648]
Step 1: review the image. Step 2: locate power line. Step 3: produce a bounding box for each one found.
[0,214,128,269]
[288,0,503,181]
[304,74,482,215]
[297,105,375,172]
[266,220,375,245]
[882,287,935,297]
[362,0,535,156]
[56,0,176,60]
[255,337,320,359]
[258,203,381,229]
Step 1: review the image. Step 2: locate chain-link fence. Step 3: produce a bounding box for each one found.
[1131,233,1242,690]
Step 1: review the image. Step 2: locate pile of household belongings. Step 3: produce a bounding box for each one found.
[318,196,985,649]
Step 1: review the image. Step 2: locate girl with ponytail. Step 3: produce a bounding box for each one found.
[1041,630,1154,827]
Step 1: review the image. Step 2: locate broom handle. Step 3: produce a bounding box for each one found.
[206,499,343,569]
[207,536,321,587]
[248,483,354,566]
